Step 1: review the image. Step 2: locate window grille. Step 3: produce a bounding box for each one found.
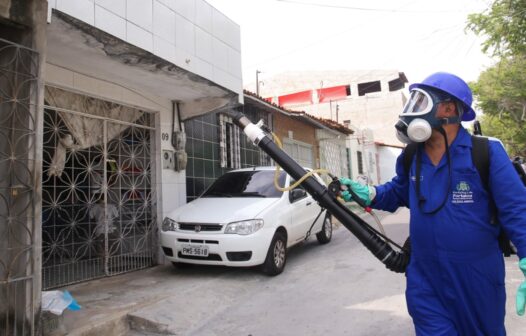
[219,114,240,169]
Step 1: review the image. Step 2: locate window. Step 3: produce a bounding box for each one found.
[219,114,241,169]
[388,77,405,91]
[283,139,313,169]
[357,151,364,174]
[358,80,381,96]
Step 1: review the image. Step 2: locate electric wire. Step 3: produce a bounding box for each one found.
[276,0,462,13]
[246,2,486,87]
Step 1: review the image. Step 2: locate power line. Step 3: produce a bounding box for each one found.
[276,0,463,13]
[246,0,419,69]
[246,2,470,71]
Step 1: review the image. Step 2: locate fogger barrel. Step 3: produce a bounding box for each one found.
[232,113,409,273]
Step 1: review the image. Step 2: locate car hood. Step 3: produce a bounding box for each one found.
[166,197,281,224]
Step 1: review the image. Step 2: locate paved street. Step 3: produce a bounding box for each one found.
[64,208,525,336]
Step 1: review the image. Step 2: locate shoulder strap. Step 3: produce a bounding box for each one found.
[403,143,418,176]
[471,135,489,190]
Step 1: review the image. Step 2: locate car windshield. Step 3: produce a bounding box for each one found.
[202,170,286,198]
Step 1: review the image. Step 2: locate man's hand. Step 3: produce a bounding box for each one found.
[339,178,376,206]
[517,258,526,316]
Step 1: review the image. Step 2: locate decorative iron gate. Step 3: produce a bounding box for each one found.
[42,87,156,289]
[0,38,39,336]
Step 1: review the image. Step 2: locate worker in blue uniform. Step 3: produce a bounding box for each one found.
[340,72,526,335]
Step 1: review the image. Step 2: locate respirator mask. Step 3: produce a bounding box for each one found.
[395,88,461,143]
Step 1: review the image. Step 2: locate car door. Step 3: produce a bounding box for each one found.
[287,177,320,243]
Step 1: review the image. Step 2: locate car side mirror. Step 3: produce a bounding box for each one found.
[289,188,307,202]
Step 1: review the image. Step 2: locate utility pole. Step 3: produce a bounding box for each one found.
[256,70,262,96]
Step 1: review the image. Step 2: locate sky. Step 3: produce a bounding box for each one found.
[206,0,495,91]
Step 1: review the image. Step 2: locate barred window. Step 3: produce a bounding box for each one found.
[357,151,364,174]
[219,114,241,169]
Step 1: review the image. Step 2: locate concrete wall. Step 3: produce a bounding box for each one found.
[47,0,243,101]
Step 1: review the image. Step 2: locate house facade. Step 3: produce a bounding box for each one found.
[0,0,242,334]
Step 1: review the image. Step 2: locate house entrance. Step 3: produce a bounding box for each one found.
[42,87,156,289]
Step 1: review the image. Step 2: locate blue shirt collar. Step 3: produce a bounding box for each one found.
[450,126,472,149]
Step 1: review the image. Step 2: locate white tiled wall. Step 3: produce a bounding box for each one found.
[153,1,176,44]
[95,0,125,17]
[195,26,213,63]
[127,0,153,31]
[50,0,242,98]
[95,5,126,40]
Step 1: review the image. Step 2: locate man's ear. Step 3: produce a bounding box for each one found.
[445,102,457,116]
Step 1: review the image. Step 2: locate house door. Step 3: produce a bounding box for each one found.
[42,87,156,289]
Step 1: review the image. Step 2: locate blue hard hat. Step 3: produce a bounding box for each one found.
[408,72,476,121]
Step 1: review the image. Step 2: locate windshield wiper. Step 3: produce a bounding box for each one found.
[203,191,233,197]
[235,192,266,198]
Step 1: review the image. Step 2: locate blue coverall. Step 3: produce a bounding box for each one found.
[373,127,526,335]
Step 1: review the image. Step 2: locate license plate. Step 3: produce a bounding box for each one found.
[181,244,209,257]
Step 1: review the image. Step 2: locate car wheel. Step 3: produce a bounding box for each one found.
[262,231,287,276]
[316,215,332,244]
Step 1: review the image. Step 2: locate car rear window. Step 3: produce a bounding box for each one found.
[202,170,286,198]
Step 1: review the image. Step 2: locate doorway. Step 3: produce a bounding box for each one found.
[42,86,157,289]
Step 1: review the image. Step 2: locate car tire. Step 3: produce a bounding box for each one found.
[262,231,287,276]
[316,215,332,244]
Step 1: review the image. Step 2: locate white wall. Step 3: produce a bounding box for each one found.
[316,129,347,179]
[48,0,243,101]
[377,146,403,184]
[348,130,379,184]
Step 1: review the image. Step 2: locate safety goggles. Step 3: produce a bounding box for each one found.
[400,88,452,117]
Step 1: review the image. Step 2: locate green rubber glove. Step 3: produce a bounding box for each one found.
[517,258,526,316]
[339,178,375,206]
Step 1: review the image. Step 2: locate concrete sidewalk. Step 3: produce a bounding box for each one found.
[55,263,241,336]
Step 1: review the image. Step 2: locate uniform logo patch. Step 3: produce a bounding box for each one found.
[452,181,474,203]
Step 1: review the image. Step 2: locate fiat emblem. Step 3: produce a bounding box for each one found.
[194,225,201,233]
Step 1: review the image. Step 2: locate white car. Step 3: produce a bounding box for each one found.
[161,166,332,275]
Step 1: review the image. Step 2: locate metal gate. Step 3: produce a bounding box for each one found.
[0,38,39,336]
[42,87,156,289]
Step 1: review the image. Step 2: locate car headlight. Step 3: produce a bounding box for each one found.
[162,217,178,232]
[224,219,264,235]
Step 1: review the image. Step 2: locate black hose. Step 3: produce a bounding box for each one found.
[231,112,409,273]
